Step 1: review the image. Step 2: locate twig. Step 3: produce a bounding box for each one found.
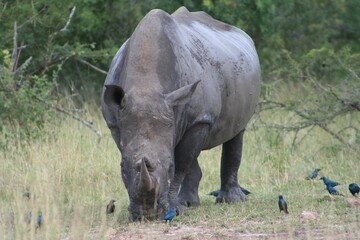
[337,56,360,81]
[311,79,360,112]
[11,22,31,81]
[14,42,26,74]
[13,56,32,76]
[11,22,18,73]
[60,6,76,32]
[34,95,102,139]
[291,129,299,148]
[295,125,315,148]
[31,56,66,75]
[17,6,47,29]
[318,124,356,152]
[329,87,360,111]
[337,126,359,135]
[78,59,108,75]
[50,6,76,38]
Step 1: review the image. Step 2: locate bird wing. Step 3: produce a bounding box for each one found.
[278,201,283,211]
[164,212,175,220]
[240,187,251,195]
[284,201,288,214]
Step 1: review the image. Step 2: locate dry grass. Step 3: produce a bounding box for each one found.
[0,86,359,239]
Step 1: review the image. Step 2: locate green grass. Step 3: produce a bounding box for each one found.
[0,89,359,239]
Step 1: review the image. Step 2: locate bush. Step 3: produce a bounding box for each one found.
[0,49,56,148]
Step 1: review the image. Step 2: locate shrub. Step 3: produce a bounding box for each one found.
[0,49,55,148]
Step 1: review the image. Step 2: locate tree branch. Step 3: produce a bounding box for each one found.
[60,6,76,32]
[328,87,360,111]
[317,124,355,151]
[78,59,108,75]
[258,97,359,152]
[11,22,18,73]
[34,95,102,139]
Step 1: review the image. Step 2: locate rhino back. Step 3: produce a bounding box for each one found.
[169,7,261,148]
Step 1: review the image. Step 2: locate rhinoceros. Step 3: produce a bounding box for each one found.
[101,6,261,221]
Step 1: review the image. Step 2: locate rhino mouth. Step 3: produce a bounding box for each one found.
[129,158,165,221]
[128,195,168,221]
[128,203,166,221]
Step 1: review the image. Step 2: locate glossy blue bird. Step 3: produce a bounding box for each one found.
[306,168,321,180]
[162,207,176,223]
[320,176,340,187]
[36,211,43,228]
[208,187,251,197]
[326,183,344,196]
[349,183,360,196]
[278,195,288,214]
[208,189,221,197]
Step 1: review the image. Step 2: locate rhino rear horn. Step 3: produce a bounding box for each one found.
[138,158,155,192]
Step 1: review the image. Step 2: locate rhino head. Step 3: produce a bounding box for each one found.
[102,81,200,221]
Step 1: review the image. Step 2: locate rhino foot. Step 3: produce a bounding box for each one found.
[178,191,200,207]
[179,198,200,207]
[215,187,247,203]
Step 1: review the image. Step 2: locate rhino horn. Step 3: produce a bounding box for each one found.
[138,158,155,192]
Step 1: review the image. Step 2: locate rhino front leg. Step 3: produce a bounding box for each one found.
[216,129,247,203]
[168,124,209,214]
[178,159,202,207]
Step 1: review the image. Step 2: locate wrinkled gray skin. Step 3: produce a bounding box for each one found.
[101,6,261,221]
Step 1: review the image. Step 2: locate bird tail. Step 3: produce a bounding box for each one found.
[208,191,217,196]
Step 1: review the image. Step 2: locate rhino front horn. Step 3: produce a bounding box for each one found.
[138,158,155,192]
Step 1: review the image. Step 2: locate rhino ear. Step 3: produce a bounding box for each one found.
[165,80,201,106]
[104,84,126,109]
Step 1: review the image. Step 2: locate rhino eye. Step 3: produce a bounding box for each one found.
[104,85,126,109]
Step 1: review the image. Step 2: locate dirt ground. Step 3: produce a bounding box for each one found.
[105,222,359,240]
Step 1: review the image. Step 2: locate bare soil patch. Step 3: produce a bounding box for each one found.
[106,221,359,240]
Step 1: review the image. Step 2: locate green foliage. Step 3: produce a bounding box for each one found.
[203,0,358,74]
[0,0,146,98]
[0,49,55,148]
[1,0,359,87]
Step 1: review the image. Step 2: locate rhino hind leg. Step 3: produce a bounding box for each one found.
[216,129,247,203]
[178,159,202,207]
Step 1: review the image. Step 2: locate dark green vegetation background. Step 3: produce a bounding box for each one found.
[1,0,359,146]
